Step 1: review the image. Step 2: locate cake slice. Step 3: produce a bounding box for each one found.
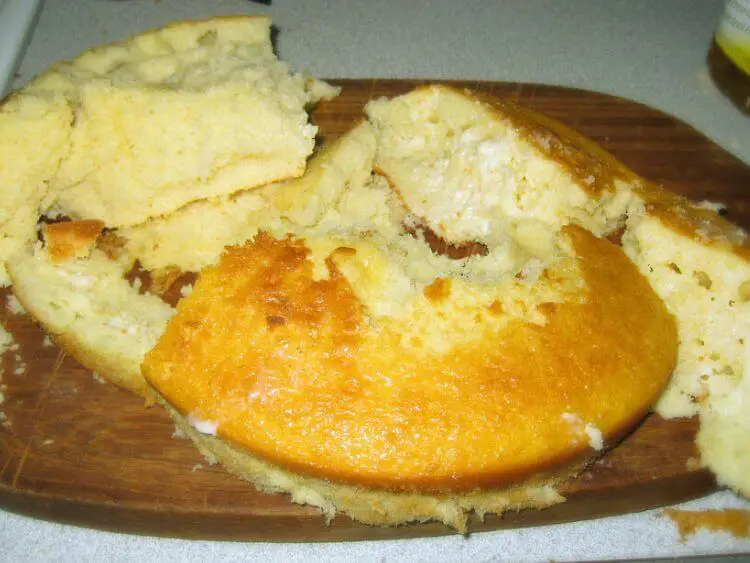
[366,85,634,258]
[19,16,338,228]
[142,226,676,530]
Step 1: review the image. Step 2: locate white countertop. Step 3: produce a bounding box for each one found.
[3,1,750,561]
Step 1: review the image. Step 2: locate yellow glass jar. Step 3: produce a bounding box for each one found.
[709,0,750,113]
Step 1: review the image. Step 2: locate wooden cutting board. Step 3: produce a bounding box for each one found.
[1,79,748,542]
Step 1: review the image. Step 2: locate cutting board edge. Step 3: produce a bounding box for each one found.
[0,468,718,542]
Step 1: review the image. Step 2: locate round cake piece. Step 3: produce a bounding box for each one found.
[143,225,677,495]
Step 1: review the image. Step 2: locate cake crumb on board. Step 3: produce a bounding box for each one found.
[5,294,26,315]
[0,322,16,424]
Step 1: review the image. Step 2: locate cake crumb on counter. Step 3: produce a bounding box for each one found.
[662,508,750,542]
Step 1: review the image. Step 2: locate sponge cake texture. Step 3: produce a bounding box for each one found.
[13,16,338,229]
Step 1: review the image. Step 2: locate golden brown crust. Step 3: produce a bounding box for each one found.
[144,227,677,492]
[412,84,639,198]
[44,220,105,263]
[634,182,750,261]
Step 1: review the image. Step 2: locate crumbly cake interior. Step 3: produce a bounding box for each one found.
[622,199,750,497]
[142,225,676,491]
[366,86,632,257]
[0,94,72,286]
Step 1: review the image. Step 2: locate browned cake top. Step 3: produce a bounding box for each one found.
[143,227,677,492]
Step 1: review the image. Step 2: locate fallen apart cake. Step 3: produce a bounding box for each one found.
[1,22,748,531]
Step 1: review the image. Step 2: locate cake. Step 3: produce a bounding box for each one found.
[8,221,174,399]
[5,74,749,528]
[622,186,750,497]
[0,15,339,284]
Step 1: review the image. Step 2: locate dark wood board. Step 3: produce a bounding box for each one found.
[1,79,748,541]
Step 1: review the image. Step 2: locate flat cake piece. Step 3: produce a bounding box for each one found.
[25,16,338,227]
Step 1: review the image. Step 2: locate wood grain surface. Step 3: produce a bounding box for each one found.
[1,79,748,541]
